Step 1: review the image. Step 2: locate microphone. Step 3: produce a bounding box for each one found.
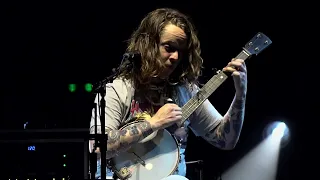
[122,51,141,60]
[118,51,141,71]
[93,52,141,93]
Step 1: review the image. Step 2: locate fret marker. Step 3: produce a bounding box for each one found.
[145,163,153,170]
[220,76,224,79]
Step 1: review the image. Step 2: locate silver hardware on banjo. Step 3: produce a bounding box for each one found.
[99,32,272,180]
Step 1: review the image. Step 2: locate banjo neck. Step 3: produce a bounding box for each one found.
[176,50,250,127]
[177,32,272,127]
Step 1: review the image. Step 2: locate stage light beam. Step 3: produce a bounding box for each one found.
[271,122,286,139]
[221,120,291,180]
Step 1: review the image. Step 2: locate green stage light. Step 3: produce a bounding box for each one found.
[68,84,77,92]
[85,83,92,92]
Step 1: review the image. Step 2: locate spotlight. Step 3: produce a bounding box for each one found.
[271,122,287,138]
[263,121,290,148]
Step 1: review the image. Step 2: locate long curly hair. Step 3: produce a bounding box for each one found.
[119,8,203,90]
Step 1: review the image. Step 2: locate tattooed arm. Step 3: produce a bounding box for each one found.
[203,58,247,149]
[98,102,182,158]
[189,58,247,150]
[89,79,156,159]
[203,95,246,150]
[92,121,154,159]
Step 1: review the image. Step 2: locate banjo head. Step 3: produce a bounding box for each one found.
[112,125,180,180]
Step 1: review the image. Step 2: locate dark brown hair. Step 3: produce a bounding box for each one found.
[120,8,203,89]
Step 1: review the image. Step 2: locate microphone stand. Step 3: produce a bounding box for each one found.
[90,52,137,180]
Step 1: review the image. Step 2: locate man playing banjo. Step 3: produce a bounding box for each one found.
[90,8,247,180]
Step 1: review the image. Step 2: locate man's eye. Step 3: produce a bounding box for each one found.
[164,45,175,52]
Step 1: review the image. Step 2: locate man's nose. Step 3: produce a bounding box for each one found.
[169,51,179,61]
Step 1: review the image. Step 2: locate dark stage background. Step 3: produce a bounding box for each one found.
[1,1,316,179]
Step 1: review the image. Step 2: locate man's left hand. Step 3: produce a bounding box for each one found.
[222,58,247,98]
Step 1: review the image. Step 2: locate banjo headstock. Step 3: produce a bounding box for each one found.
[243,32,272,56]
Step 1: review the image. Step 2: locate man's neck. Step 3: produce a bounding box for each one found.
[150,76,167,86]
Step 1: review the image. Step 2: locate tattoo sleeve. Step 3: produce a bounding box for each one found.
[101,121,154,159]
[204,95,246,150]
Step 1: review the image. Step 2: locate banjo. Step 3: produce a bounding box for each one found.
[110,32,272,180]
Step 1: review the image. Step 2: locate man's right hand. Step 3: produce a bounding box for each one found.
[149,103,183,130]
